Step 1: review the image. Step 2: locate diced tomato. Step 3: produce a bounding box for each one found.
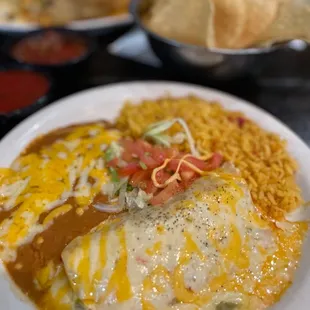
[121,139,154,161]
[155,170,171,184]
[186,157,209,170]
[138,182,147,191]
[135,140,153,158]
[180,170,196,181]
[119,138,135,152]
[167,159,181,172]
[120,138,181,167]
[106,158,119,168]
[130,170,152,187]
[114,139,224,206]
[120,139,137,161]
[166,159,192,172]
[149,146,167,164]
[139,154,159,169]
[237,117,246,128]
[144,180,158,195]
[180,170,199,188]
[120,139,153,161]
[166,147,179,158]
[136,139,152,151]
[130,171,162,194]
[205,153,223,170]
[118,163,141,177]
[150,180,182,206]
[122,152,134,162]
[228,116,246,128]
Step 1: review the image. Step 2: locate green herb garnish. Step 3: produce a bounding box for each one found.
[139,161,147,170]
[143,118,199,156]
[127,184,134,191]
[104,148,115,162]
[104,142,123,162]
[109,167,120,183]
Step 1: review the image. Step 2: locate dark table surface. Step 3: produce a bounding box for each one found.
[2,25,310,145]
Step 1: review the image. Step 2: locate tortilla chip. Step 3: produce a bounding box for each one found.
[233,0,279,48]
[144,0,212,46]
[206,0,247,48]
[257,0,310,45]
[111,0,130,14]
[0,1,17,23]
[45,1,80,24]
[144,0,310,49]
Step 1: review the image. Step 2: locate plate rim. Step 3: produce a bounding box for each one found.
[1,80,309,152]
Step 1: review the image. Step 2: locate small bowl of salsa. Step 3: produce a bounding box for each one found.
[7,28,95,71]
[0,67,52,120]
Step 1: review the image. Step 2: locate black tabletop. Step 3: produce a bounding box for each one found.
[1,25,310,145]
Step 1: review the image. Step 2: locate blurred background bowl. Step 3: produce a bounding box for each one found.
[3,28,96,74]
[0,65,53,125]
[130,0,284,81]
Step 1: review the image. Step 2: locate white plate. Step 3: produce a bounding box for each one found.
[0,81,309,309]
[0,14,132,32]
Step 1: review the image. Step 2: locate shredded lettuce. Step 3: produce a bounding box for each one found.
[144,118,199,156]
[102,177,128,199]
[109,167,119,183]
[103,142,124,184]
[104,148,115,162]
[101,183,115,197]
[139,161,148,170]
[102,179,151,210]
[104,141,123,162]
[118,182,128,208]
[125,188,151,210]
[171,132,186,144]
[144,119,175,135]
[148,134,171,147]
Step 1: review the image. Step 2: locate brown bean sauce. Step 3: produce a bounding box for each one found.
[0,121,120,308]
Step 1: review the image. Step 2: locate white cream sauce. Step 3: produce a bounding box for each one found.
[62,171,292,310]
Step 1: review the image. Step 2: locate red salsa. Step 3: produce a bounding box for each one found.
[0,70,50,113]
[11,31,87,65]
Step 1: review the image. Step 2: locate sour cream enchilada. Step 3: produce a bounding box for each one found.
[0,96,308,310]
[62,171,304,310]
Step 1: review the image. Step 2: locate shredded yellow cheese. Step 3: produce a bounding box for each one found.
[151,154,212,188]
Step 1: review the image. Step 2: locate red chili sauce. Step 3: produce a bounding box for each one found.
[11,31,87,65]
[0,70,50,113]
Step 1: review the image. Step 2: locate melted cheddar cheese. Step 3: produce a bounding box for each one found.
[0,123,121,309]
[0,124,120,261]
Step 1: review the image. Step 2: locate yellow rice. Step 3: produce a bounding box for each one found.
[116,96,302,220]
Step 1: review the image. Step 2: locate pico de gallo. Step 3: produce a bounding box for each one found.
[96,119,223,212]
